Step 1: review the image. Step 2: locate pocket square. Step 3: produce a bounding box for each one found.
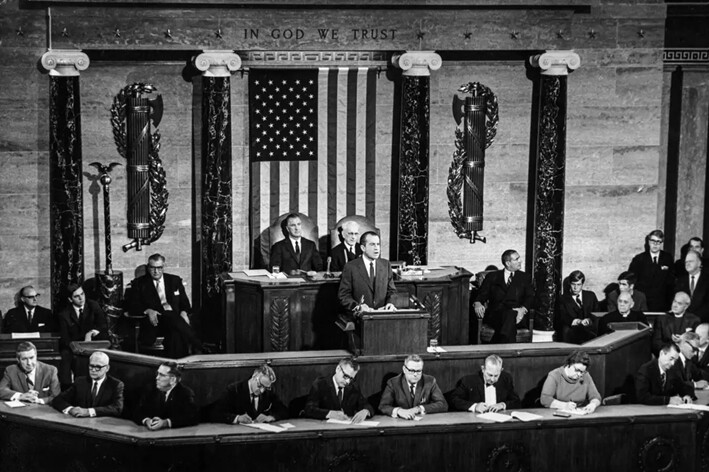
[173,290,180,295]
[38,323,45,327]
[42,387,50,391]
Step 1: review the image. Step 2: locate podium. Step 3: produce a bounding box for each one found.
[339,308,431,355]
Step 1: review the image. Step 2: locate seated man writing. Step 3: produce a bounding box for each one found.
[450,354,520,413]
[379,354,447,419]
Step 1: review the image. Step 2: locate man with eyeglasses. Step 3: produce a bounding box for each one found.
[133,361,199,430]
[675,249,709,322]
[0,342,60,404]
[56,283,109,389]
[52,351,124,417]
[473,249,535,343]
[127,253,202,358]
[629,229,675,312]
[210,364,287,424]
[450,354,520,413]
[379,354,447,419]
[304,358,373,423]
[651,291,700,355]
[669,331,708,392]
[636,342,694,405]
[2,286,55,334]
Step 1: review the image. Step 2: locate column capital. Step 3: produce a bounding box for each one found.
[41,49,89,77]
[194,50,242,77]
[392,51,442,77]
[530,51,580,76]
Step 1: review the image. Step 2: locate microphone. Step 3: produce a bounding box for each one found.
[409,294,422,309]
[326,256,332,274]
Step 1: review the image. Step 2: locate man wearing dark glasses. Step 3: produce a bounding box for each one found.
[2,286,55,334]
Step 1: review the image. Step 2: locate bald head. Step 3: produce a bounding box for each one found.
[671,292,691,316]
[696,323,709,348]
[88,351,110,380]
[617,291,634,315]
[685,250,702,276]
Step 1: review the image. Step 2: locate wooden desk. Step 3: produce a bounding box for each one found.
[220,266,471,353]
[0,403,703,472]
[0,333,60,371]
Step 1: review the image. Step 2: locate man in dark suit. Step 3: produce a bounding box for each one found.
[379,354,447,419]
[210,364,287,424]
[330,220,362,272]
[56,283,109,389]
[474,249,535,343]
[673,237,707,277]
[675,249,709,322]
[338,231,396,313]
[557,270,599,344]
[629,229,675,312]
[636,343,694,405]
[0,341,60,404]
[270,213,323,274]
[2,286,55,334]
[134,361,199,430]
[52,351,124,418]
[304,358,374,423]
[605,271,648,313]
[670,331,708,389]
[651,291,700,355]
[696,323,709,377]
[598,291,648,335]
[450,354,520,413]
[127,253,201,358]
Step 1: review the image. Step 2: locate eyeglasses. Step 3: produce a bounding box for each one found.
[571,366,587,375]
[148,265,165,271]
[339,366,356,382]
[88,364,107,370]
[22,294,40,299]
[648,239,663,244]
[404,365,423,374]
[255,376,272,391]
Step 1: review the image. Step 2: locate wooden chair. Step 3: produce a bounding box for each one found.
[477,310,535,344]
[259,212,319,269]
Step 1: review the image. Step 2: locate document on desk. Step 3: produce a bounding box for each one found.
[426,346,447,353]
[11,332,40,339]
[668,403,709,412]
[243,423,288,433]
[326,419,380,427]
[4,400,26,408]
[477,412,513,422]
[240,269,272,277]
[510,411,543,422]
[559,408,588,416]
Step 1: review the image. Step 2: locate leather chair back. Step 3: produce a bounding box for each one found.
[260,212,319,268]
[329,215,379,249]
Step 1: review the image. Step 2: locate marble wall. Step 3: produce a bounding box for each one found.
[0,0,677,310]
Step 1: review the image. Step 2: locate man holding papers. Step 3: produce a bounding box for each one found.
[636,343,695,405]
[304,358,373,423]
[210,364,287,424]
[450,355,520,413]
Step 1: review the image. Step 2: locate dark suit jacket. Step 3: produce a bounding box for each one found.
[378,373,448,416]
[52,375,124,417]
[670,357,706,388]
[696,348,709,379]
[606,290,649,313]
[652,312,701,354]
[598,310,648,335]
[1,306,55,334]
[128,273,191,316]
[304,376,374,420]
[449,371,521,411]
[629,250,675,312]
[210,380,287,423]
[330,243,362,272]
[636,358,693,405]
[133,382,199,428]
[270,237,323,274]
[56,299,108,350]
[0,361,61,403]
[474,269,534,327]
[338,257,396,311]
[557,290,599,330]
[675,270,709,322]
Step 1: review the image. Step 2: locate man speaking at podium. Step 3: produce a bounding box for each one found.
[338,231,396,313]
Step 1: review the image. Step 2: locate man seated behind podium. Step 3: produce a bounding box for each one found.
[133,361,199,430]
[598,291,648,336]
[636,343,694,405]
[450,354,520,413]
[330,220,362,272]
[270,213,323,275]
[651,291,700,356]
[0,341,60,405]
[2,285,55,334]
[52,351,124,418]
[210,364,287,424]
[379,354,448,419]
[338,231,396,313]
[304,358,374,423]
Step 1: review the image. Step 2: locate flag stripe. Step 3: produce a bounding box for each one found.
[355,68,368,216]
[317,68,329,236]
[336,68,348,228]
[346,68,358,216]
[327,69,338,232]
[365,68,377,221]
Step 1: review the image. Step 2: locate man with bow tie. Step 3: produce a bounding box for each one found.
[52,351,124,417]
[450,354,520,413]
[0,342,60,404]
[128,253,202,358]
[330,220,362,272]
[1,286,55,334]
[210,364,287,424]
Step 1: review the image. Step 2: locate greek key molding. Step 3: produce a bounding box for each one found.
[529,50,580,76]
[392,51,442,76]
[41,49,90,77]
[241,50,388,67]
[194,50,241,77]
[664,49,709,64]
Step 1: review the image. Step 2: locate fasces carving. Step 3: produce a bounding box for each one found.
[270,297,290,351]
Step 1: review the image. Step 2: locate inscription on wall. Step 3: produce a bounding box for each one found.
[244,28,397,41]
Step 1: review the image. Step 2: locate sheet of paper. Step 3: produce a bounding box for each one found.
[326,419,380,426]
[4,400,26,408]
[477,412,512,422]
[279,423,296,429]
[243,423,286,433]
[265,272,288,280]
[240,269,272,277]
[426,346,447,353]
[668,403,709,411]
[510,411,543,422]
[11,332,40,339]
[560,408,588,416]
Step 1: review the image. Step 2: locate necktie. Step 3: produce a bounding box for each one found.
[660,371,666,389]
[156,279,171,310]
[337,387,343,405]
[348,247,355,261]
[26,375,33,390]
[27,309,33,325]
[691,276,696,297]
[90,381,98,406]
[160,391,168,406]
[653,256,658,265]
[409,383,416,401]
[78,308,84,323]
[251,394,258,411]
[295,241,301,261]
[507,273,513,287]
[575,296,582,308]
[369,262,375,285]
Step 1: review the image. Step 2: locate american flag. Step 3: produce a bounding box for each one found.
[249,68,378,267]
